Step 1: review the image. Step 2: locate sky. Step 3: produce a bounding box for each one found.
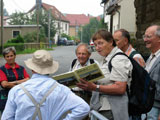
[3,0,104,16]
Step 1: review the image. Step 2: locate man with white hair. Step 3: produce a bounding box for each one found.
[70,43,99,103]
[142,25,160,120]
[1,50,90,120]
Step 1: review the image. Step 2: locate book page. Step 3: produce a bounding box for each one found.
[53,63,104,88]
[53,72,78,88]
[75,63,104,82]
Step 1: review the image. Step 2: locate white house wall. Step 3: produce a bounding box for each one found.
[112,13,119,33]
[119,0,136,35]
[104,15,111,31]
[27,8,69,44]
[104,0,136,36]
[53,20,69,44]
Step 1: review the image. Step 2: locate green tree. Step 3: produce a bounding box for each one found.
[9,12,31,25]
[98,17,108,29]
[7,35,24,43]
[61,33,72,40]
[78,17,107,44]
[37,10,57,39]
[8,10,57,42]
[78,18,99,44]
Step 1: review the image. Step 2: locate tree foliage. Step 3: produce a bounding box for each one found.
[9,12,31,25]
[61,33,72,40]
[38,10,57,39]
[7,35,24,43]
[78,17,107,44]
[8,9,57,43]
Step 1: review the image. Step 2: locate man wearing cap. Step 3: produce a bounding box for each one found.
[1,50,90,120]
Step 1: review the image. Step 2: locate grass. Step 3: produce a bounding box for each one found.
[0,45,56,57]
[16,48,54,55]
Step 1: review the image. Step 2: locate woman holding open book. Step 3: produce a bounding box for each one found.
[77,29,133,120]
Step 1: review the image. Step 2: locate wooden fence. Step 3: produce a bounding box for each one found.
[24,43,51,49]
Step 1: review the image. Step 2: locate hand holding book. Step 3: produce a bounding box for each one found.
[53,63,104,88]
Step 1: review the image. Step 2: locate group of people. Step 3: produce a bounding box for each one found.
[0,24,160,120]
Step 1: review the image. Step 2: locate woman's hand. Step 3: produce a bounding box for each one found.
[77,78,97,91]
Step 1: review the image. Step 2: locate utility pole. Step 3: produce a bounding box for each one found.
[58,13,61,40]
[81,26,83,43]
[1,0,3,53]
[36,0,40,45]
[48,8,52,47]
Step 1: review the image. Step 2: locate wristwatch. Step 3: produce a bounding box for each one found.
[96,85,100,92]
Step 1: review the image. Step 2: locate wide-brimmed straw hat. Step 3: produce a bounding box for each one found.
[25,50,59,75]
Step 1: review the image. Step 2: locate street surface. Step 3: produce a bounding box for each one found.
[0,46,102,77]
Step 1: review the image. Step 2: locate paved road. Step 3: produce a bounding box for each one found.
[0,46,103,77]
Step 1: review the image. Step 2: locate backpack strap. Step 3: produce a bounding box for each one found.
[71,59,77,70]
[71,58,95,70]
[108,52,130,95]
[19,82,58,120]
[129,51,138,58]
[108,52,128,72]
[90,59,95,64]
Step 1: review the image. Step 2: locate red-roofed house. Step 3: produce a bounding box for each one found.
[65,14,100,37]
[28,2,69,44]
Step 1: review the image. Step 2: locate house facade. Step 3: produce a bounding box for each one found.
[27,2,70,44]
[102,0,136,37]
[0,25,39,43]
[65,14,101,38]
[65,14,91,37]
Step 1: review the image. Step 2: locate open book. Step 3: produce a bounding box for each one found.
[53,63,104,88]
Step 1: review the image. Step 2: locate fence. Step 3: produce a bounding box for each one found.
[24,43,51,49]
[90,110,108,120]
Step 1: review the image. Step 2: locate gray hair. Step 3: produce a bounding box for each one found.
[75,43,92,54]
[3,47,16,57]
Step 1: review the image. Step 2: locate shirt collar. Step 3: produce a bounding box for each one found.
[31,73,50,79]
[77,59,90,67]
[104,47,118,61]
[125,44,132,56]
[153,49,160,57]
[5,62,20,69]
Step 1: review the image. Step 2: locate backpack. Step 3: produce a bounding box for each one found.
[108,52,156,115]
[71,58,95,70]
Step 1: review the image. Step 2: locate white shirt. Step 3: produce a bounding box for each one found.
[145,49,160,72]
[70,59,99,71]
[97,47,133,111]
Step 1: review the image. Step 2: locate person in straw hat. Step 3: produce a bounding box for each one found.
[1,50,90,120]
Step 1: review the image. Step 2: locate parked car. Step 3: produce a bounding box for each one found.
[57,38,67,46]
[66,40,75,46]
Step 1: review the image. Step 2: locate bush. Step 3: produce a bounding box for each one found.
[3,43,25,52]
[23,30,46,43]
[61,33,72,40]
[7,35,24,43]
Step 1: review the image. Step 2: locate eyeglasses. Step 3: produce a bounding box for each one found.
[142,35,153,39]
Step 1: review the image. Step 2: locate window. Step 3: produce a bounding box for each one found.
[13,31,20,38]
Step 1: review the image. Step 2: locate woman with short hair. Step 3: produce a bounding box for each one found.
[0,47,30,111]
